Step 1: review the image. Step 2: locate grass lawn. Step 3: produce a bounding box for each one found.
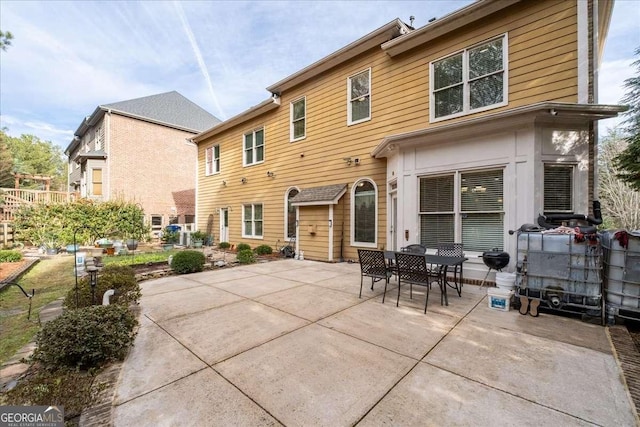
[100,249,177,267]
[0,256,76,364]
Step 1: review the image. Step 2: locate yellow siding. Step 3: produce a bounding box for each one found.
[197,0,579,261]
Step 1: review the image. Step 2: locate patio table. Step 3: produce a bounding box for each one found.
[384,251,467,307]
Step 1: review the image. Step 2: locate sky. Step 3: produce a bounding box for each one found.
[0,0,639,150]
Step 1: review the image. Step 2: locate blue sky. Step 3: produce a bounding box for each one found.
[0,0,638,150]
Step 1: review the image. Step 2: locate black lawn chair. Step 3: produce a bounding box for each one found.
[357,249,393,299]
[395,252,439,313]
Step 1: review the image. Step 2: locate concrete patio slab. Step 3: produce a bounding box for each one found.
[236,258,304,274]
[113,321,206,405]
[113,368,279,426]
[208,274,305,298]
[313,273,393,297]
[359,362,595,426]
[424,319,636,426]
[215,324,416,426]
[319,298,459,359]
[256,284,362,322]
[466,301,612,353]
[268,265,345,284]
[139,275,204,296]
[186,267,259,285]
[142,284,243,322]
[159,300,309,365]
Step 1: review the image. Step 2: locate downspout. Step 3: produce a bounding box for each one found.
[328,205,334,262]
[340,186,346,262]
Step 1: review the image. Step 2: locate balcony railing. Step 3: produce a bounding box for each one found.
[0,188,79,222]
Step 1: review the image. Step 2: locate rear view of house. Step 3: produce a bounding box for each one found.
[194,0,624,280]
[66,91,220,235]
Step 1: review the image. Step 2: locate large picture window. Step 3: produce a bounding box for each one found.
[205,145,220,175]
[544,164,574,214]
[244,128,264,166]
[431,35,507,121]
[352,179,377,245]
[243,203,263,238]
[420,169,504,251]
[91,169,102,196]
[285,188,299,239]
[347,69,371,125]
[290,98,306,141]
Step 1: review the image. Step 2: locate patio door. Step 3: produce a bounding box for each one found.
[219,208,229,243]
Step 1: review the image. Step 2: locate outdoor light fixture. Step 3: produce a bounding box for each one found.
[267,171,275,178]
[86,265,99,305]
[222,180,227,186]
[343,157,352,166]
[241,177,247,184]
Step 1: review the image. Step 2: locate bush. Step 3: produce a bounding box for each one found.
[0,249,23,262]
[32,305,138,369]
[236,242,251,251]
[170,250,206,274]
[255,244,273,255]
[65,265,140,309]
[218,241,230,249]
[237,248,256,264]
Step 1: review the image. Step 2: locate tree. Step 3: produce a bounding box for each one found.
[0,132,15,187]
[599,127,640,230]
[0,130,67,190]
[0,30,13,51]
[615,47,640,191]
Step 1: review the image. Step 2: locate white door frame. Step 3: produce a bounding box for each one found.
[219,208,229,243]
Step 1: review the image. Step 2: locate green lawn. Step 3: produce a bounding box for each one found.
[0,256,76,364]
[101,249,177,266]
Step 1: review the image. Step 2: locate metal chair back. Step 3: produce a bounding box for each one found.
[357,249,392,298]
[394,252,435,313]
[401,244,427,254]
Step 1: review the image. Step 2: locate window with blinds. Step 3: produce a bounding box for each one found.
[419,175,454,248]
[419,169,504,252]
[544,164,573,214]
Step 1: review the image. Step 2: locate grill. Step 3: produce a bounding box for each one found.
[479,248,510,287]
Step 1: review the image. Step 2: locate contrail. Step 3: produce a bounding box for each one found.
[174,1,227,119]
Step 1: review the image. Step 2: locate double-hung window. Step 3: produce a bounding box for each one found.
[243,203,263,238]
[431,35,507,121]
[347,69,371,125]
[420,169,504,251]
[205,145,220,175]
[244,128,264,166]
[544,164,574,214]
[290,97,306,141]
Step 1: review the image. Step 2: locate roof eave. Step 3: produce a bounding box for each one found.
[291,186,348,206]
[267,19,409,94]
[103,107,202,134]
[372,102,628,158]
[193,96,281,143]
[381,0,522,57]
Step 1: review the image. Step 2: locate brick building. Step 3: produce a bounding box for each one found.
[65,91,220,235]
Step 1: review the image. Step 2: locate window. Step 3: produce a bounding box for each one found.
[352,179,377,246]
[244,128,264,166]
[290,98,306,141]
[431,35,507,121]
[347,69,371,125]
[205,145,220,175]
[420,169,504,252]
[285,188,299,239]
[91,169,102,196]
[151,215,163,233]
[243,203,263,238]
[95,125,105,150]
[544,164,574,214]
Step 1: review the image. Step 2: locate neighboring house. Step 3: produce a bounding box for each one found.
[193,0,624,280]
[65,91,220,236]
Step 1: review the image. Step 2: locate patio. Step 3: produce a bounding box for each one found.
[112,259,636,426]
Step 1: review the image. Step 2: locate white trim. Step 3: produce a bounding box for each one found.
[347,68,372,126]
[328,204,334,262]
[290,96,306,142]
[284,187,300,240]
[350,177,378,248]
[429,34,508,123]
[243,127,265,167]
[577,0,589,104]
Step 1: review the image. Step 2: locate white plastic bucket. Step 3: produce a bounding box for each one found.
[495,272,516,290]
[487,287,514,311]
[75,251,86,272]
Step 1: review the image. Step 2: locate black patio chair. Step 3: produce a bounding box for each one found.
[400,244,427,254]
[395,252,439,313]
[357,249,393,299]
[437,242,464,297]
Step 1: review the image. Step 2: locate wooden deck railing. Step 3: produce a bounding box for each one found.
[0,188,79,222]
